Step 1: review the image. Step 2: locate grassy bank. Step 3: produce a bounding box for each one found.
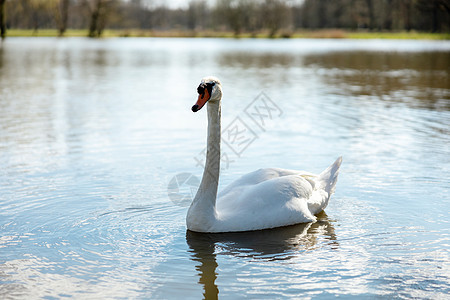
[5,29,450,40]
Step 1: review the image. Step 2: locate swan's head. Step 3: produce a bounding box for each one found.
[192,76,222,112]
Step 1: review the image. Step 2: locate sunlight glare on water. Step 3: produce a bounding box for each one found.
[0,38,449,299]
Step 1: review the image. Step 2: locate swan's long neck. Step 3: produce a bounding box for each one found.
[187,100,221,231]
[201,100,221,198]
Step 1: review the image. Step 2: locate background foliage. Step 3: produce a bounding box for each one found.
[1,0,449,38]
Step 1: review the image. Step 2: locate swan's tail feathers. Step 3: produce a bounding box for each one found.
[318,156,342,197]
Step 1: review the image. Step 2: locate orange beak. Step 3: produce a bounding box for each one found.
[191,88,211,112]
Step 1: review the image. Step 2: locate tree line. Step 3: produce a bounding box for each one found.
[1,0,449,39]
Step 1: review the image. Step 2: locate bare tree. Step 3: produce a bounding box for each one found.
[26,0,56,32]
[88,0,101,37]
[87,0,113,37]
[417,0,450,32]
[365,0,375,30]
[383,0,393,30]
[215,0,246,36]
[188,0,208,31]
[58,0,70,36]
[0,0,5,39]
[262,0,290,37]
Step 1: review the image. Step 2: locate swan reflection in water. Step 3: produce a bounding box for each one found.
[186,211,337,299]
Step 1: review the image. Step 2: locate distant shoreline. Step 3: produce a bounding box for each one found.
[4,29,449,40]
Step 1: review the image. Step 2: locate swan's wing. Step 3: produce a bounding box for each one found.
[216,174,317,231]
[210,159,342,232]
[218,168,314,198]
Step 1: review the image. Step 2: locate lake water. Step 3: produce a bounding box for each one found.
[0,37,449,299]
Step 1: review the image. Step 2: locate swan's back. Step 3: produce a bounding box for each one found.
[218,167,312,198]
[212,157,342,232]
[216,173,316,231]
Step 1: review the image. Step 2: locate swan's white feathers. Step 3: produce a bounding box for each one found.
[186,76,342,233]
[215,173,317,231]
[212,166,342,232]
[317,156,342,195]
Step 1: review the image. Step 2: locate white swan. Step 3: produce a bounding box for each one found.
[187,76,342,233]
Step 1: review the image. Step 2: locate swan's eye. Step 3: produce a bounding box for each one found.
[197,84,205,95]
[197,82,215,99]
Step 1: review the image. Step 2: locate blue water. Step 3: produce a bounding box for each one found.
[0,38,449,299]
